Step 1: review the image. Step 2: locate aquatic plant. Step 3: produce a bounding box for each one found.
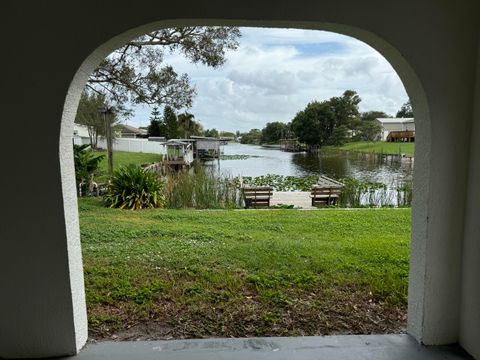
[219,154,261,160]
[165,164,240,209]
[396,180,413,207]
[338,177,413,208]
[241,174,319,191]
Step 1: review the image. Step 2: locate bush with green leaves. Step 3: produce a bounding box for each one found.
[74,144,105,195]
[103,165,166,210]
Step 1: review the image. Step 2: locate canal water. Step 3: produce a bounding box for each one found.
[205,143,413,188]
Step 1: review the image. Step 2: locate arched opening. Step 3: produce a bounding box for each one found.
[60,20,431,352]
[60,19,430,348]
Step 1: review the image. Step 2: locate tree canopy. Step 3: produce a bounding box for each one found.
[357,121,382,141]
[396,101,413,118]
[328,90,361,129]
[240,129,262,144]
[87,27,241,109]
[75,92,120,148]
[219,131,236,138]
[204,128,219,138]
[178,112,204,138]
[290,90,362,148]
[291,101,336,147]
[361,111,390,122]
[261,122,290,144]
[147,106,166,137]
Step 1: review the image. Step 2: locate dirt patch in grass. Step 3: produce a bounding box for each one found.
[88,287,406,341]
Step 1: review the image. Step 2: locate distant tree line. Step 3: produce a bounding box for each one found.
[240,91,412,149]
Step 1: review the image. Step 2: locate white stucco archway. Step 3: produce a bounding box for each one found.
[2,2,478,359]
[60,18,431,351]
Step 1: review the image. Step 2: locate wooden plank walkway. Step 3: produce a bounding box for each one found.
[271,191,315,209]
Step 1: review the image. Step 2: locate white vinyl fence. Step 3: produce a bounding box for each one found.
[73,136,165,155]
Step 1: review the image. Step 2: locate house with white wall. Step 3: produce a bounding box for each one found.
[117,124,148,138]
[375,118,415,141]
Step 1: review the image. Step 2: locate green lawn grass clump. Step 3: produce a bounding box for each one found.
[79,198,411,340]
[336,141,414,157]
[96,151,162,182]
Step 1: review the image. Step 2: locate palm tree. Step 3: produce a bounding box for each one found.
[178,112,203,138]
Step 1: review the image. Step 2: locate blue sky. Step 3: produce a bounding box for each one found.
[125,27,409,132]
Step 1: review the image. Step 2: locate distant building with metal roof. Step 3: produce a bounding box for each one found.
[375,118,415,141]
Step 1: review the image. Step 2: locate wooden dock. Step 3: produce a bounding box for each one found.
[387,130,415,142]
[271,191,315,209]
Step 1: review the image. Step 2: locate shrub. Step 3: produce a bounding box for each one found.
[73,144,105,196]
[103,165,165,210]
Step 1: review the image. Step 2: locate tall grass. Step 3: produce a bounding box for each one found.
[339,176,413,208]
[162,164,413,209]
[396,180,413,207]
[165,164,240,209]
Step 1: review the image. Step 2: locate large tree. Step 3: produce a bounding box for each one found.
[291,101,336,148]
[357,121,382,141]
[328,90,361,129]
[87,27,241,109]
[75,92,119,148]
[163,106,180,139]
[240,129,262,144]
[178,112,203,138]
[147,106,167,137]
[261,122,290,144]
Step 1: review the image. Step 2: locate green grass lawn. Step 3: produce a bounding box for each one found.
[96,151,162,181]
[79,198,411,340]
[335,141,415,157]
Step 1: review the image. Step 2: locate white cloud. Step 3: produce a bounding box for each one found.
[125,27,409,131]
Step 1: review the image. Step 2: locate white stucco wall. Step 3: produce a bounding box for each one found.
[0,1,478,358]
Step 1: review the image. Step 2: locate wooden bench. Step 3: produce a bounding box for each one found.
[241,186,273,209]
[311,186,342,207]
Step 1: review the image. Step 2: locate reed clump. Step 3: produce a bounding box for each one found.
[164,164,240,209]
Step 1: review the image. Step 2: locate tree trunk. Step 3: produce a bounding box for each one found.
[105,115,113,178]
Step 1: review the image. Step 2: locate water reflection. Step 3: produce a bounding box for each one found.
[210,143,413,188]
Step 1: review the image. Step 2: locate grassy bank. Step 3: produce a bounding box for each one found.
[96,151,162,181]
[79,198,410,340]
[334,141,415,157]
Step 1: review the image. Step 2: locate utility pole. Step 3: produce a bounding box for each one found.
[98,106,115,179]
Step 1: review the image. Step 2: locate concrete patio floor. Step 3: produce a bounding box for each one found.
[61,335,473,360]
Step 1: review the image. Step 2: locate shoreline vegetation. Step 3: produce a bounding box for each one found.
[331,141,414,157]
[95,148,413,209]
[258,141,415,157]
[80,198,410,341]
